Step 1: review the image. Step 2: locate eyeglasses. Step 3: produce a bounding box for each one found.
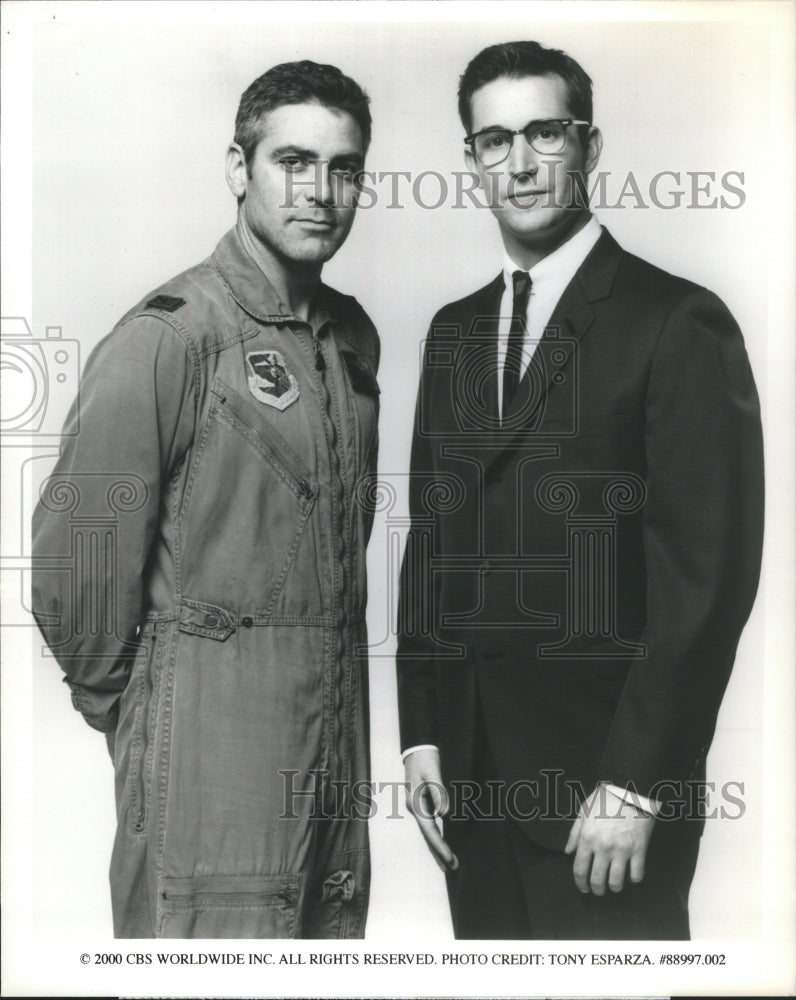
[464,118,591,167]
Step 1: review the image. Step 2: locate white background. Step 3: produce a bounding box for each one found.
[2,1,794,996]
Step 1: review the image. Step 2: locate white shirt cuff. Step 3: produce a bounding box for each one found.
[401,744,439,763]
[605,783,659,816]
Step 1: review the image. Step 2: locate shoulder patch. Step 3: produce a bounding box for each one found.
[146,294,185,313]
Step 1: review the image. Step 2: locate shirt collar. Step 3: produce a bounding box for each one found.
[502,214,603,288]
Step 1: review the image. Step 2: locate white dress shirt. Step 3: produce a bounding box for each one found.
[404,215,659,816]
[496,214,602,420]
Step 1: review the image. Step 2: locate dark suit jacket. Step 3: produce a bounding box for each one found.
[396,227,764,851]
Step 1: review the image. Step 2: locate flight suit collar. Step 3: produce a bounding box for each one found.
[211,226,339,330]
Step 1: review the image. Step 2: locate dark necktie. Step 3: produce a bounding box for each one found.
[502,269,532,415]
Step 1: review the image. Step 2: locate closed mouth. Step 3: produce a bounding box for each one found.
[508,190,549,203]
[295,217,336,228]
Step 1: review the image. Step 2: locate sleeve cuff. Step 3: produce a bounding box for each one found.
[401,744,439,763]
[63,678,120,733]
[605,783,659,816]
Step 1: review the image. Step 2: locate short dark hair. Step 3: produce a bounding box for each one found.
[234,60,372,164]
[458,41,593,135]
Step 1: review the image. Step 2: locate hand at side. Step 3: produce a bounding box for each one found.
[404,748,459,873]
[565,784,655,895]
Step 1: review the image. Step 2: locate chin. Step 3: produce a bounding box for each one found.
[288,240,343,266]
[503,208,577,242]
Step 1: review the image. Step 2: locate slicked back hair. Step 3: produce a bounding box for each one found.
[235,60,372,165]
[458,41,593,135]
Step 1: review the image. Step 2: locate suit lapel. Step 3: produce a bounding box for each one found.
[485,228,624,469]
[452,273,504,433]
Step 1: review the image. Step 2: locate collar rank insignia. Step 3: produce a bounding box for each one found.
[246,351,299,410]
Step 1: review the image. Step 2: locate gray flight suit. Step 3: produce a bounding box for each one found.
[32,226,379,938]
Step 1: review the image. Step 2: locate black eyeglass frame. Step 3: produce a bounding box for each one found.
[464,118,592,164]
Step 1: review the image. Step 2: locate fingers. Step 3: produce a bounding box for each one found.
[564,814,583,854]
[569,797,655,895]
[573,848,642,894]
[588,852,610,896]
[404,751,447,820]
[427,779,450,819]
[404,770,457,872]
[414,812,458,872]
[572,842,593,893]
[607,855,628,894]
[417,816,447,873]
[573,845,628,895]
[629,848,646,884]
[408,777,445,822]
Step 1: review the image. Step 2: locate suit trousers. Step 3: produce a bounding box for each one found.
[443,701,701,940]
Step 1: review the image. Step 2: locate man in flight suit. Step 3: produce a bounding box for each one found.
[32,60,379,939]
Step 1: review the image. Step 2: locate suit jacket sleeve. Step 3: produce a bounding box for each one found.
[31,317,196,732]
[396,331,439,751]
[598,288,764,800]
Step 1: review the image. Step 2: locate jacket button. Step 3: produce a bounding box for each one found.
[480,560,491,575]
[204,613,219,628]
[241,616,253,628]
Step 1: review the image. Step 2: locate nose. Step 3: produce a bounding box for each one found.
[309,162,334,207]
[506,132,538,178]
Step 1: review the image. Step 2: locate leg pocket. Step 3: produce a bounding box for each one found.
[303,845,370,939]
[159,874,302,938]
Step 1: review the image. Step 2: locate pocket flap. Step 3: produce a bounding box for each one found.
[178,599,236,640]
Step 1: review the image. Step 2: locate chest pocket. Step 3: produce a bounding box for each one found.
[341,351,380,397]
[178,378,317,614]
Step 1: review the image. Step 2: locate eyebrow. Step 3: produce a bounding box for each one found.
[271,144,364,167]
[477,117,559,132]
[331,152,365,169]
[271,144,318,160]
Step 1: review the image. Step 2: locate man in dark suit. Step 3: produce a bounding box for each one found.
[396,40,764,939]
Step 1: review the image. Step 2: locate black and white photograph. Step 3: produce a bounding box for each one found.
[1,0,794,996]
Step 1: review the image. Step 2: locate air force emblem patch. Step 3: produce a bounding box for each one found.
[246,351,299,410]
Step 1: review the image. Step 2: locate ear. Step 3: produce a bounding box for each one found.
[584,126,603,174]
[226,142,248,199]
